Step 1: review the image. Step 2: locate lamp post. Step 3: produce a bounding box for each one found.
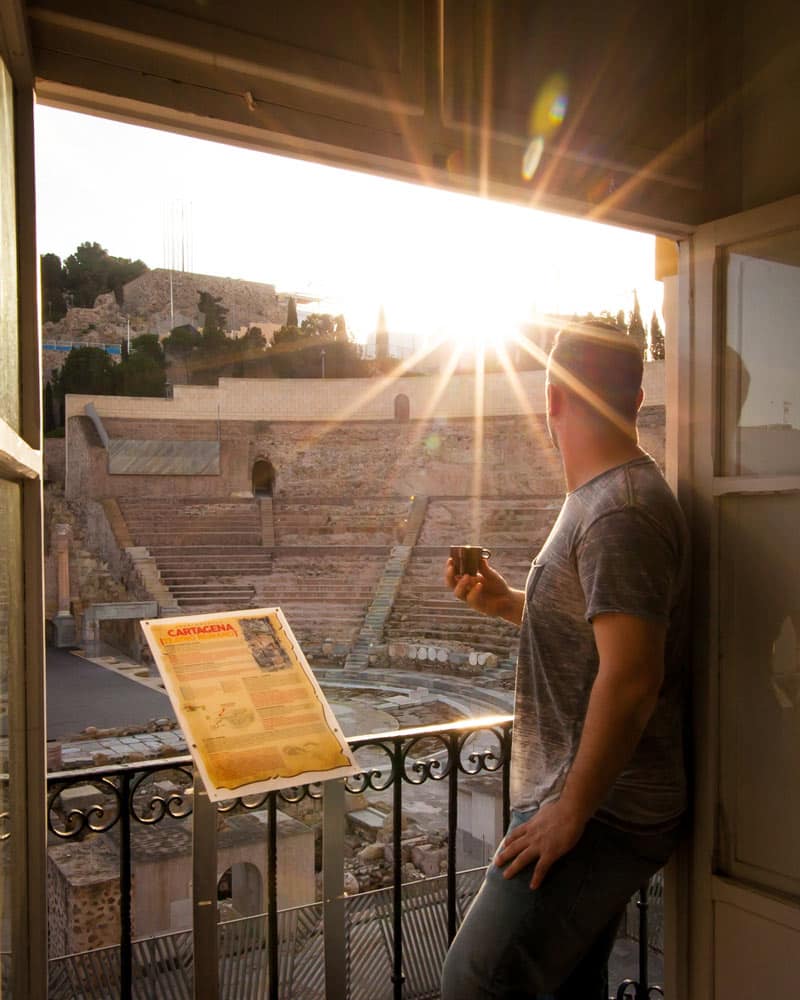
[320,348,326,379]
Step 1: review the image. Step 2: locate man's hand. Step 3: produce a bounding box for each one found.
[493,799,587,890]
[444,557,524,626]
[493,613,666,892]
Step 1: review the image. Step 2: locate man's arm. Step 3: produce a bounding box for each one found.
[445,556,525,626]
[494,612,665,888]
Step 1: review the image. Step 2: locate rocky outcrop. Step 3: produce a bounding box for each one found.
[42,268,293,382]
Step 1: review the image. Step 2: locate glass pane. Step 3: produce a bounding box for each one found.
[722,229,800,476]
[719,493,800,894]
[0,480,21,990]
[0,62,20,432]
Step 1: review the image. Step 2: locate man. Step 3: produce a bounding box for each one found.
[440,322,689,998]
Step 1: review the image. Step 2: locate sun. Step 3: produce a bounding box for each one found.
[433,300,523,355]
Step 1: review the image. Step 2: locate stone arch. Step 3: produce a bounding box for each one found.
[252,457,276,496]
[394,393,410,422]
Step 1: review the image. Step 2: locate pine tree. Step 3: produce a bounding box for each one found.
[286,296,298,328]
[198,291,228,338]
[627,290,646,360]
[650,310,665,361]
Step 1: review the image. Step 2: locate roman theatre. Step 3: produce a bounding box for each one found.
[46,363,665,727]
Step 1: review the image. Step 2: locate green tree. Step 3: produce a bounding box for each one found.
[40,253,67,322]
[114,352,166,397]
[266,312,366,378]
[130,333,166,368]
[53,345,116,399]
[231,326,267,377]
[163,324,201,381]
[62,242,147,307]
[192,292,232,384]
[650,310,665,361]
[627,290,646,360]
[198,291,228,338]
[286,296,298,327]
[300,313,337,339]
[43,381,57,433]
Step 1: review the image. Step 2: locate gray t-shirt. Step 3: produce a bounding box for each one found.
[510,455,689,829]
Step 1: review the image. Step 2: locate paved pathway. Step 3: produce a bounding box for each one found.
[46,647,175,741]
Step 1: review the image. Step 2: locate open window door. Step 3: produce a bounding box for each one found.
[0,15,49,998]
[679,193,800,999]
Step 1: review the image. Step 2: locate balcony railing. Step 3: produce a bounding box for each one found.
[43,716,662,999]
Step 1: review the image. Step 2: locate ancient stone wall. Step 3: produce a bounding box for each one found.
[45,438,66,486]
[120,268,287,336]
[48,838,123,956]
[44,488,149,648]
[64,362,666,424]
[65,405,664,503]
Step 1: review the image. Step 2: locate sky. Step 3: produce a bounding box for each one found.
[34,104,663,349]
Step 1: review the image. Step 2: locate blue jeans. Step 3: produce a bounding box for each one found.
[440,810,676,999]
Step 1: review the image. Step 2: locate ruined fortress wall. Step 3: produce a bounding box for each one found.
[65,362,666,424]
[65,405,665,502]
[41,270,290,386]
[64,365,665,500]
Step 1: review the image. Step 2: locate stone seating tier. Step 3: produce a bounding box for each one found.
[385,550,535,658]
[118,497,269,610]
[251,553,386,648]
[272,498,411,546]
[114,495,552,654]
[417,497,562,548]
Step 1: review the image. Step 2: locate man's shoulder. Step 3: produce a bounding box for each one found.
[574,457,686,539]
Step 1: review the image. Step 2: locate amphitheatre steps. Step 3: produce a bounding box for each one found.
[117,497,270,611]
[384,549,534,660]
[259,497,275,547]
[417,497,561,549]
[273,497,411,546]
[254,552,386,652]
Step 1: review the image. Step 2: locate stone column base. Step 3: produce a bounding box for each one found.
[51,613,77,648]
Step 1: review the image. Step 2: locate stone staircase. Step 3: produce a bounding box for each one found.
[254,551,386,655]
[101,499,178,613]
[384,547,536,663]
[344,495,429,670]
[116,497,272,611]
[259,497,275,547]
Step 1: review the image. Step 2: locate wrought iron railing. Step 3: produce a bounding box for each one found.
[44,715,662,999]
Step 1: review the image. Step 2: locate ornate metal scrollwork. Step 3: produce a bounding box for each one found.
[48,776,123,837]
[346,739,398,793]
[130,765,194,824]
[401,731,452,785]
[457,721,511,776]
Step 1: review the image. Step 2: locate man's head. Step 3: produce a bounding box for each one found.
[546,321,644,448]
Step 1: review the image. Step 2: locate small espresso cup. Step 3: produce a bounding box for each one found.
[450,545,491,577]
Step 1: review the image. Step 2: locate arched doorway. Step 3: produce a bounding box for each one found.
[394,393,410,422]
[217,862,263,917]
[252,458,276,496]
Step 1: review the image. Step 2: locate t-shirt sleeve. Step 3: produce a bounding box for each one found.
[576,507,677,623]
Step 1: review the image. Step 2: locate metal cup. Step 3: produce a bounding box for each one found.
[450,545,491,576]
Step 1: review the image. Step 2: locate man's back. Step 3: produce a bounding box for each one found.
[511,454,689,828]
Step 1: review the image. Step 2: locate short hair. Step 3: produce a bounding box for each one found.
[548,321,644,424]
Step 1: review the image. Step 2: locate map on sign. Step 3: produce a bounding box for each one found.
[140,608,359,801]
